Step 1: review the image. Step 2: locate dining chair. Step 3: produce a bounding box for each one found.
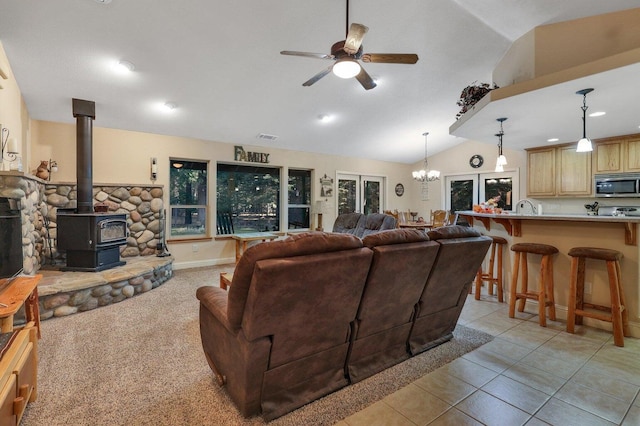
[430,210,448,228]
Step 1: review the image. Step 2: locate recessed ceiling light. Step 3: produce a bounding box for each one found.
[589,111,606,117]
[318,114,331,123]
[547,138,559,142]
[114,60,134,73]
[163,102,178,112]
[94,0,112,4]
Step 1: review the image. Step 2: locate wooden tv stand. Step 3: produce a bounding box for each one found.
[0,275,41,425]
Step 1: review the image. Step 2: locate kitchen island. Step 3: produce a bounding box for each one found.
[459,210,640,338]
[458,211,639,245]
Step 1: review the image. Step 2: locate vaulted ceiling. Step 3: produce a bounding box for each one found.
[0,0,638,163]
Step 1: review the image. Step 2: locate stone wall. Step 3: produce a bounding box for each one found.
[0,173,47,274]
[0,172,165,274]
[44,182,165,259]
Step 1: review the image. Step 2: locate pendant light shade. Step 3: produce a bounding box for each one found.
[494,117,508,172]
[576,88,594,153]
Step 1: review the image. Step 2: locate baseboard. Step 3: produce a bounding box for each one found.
[173,257,235,270]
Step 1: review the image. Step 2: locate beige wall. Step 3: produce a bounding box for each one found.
[31,119,420,268]
[413,139,529,214]
[493,7,640,87]
[0,41,30,167]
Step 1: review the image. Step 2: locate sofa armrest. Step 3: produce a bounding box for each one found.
[196,286,234,333]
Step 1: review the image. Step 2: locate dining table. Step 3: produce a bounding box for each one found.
[399,221,433,231]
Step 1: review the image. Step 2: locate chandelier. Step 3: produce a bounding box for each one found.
[412,132,440,182]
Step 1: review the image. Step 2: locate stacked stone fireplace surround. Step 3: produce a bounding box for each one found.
[0,172,174,320]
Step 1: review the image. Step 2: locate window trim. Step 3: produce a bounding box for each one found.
[169,158,210,239]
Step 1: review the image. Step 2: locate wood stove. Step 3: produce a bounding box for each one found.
[57,212,127,271]
[56,98,127,272]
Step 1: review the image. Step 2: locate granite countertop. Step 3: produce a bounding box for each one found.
[458,211,640,223]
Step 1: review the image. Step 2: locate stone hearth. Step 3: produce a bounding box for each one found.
[34,255,174,321]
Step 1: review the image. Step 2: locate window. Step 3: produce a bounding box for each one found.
[337,173,385,215]
[288,169,311,229]
[169,159,208,238]
[217,164,280,234]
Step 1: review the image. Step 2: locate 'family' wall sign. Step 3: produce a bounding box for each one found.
[234,146,270,164]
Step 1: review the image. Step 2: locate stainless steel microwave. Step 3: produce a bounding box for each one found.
[594,173,640,197]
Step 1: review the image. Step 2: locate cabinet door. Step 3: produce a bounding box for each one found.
[0,374,17,426]
[527,148,556,196]
[557,145,592,196]
[625,138,640,172]
[594,140,622,173]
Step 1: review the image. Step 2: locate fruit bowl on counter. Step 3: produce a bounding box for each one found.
[472,204,503,214]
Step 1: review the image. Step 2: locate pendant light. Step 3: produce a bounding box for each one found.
[494,117,508,172]
[576,88,594,152]
[412,132,440,182]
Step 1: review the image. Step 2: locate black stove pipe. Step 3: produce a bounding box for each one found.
[72,98,96,214]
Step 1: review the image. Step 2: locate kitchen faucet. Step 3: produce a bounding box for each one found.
[515,199,537,215]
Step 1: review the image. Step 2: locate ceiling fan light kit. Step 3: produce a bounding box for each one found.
[333,58,361,78]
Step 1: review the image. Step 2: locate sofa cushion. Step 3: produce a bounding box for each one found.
[362,228,429,248]
[427,224,482,240]
[332,212,364,234]
[227,231,363,329]
[358,213,397,238]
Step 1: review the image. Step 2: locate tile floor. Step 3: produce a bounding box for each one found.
[336,291,640,426]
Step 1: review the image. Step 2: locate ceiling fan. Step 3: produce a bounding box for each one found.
[280,0,419,90]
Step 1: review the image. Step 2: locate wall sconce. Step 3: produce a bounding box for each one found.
[151,157,158,180]
[0,126,18,171]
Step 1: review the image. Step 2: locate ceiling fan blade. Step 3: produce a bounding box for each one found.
[344,23,368,55]
[280,51,334,60]
[355,66,377,90]
[362,53,419,64]
[302,66,334,87]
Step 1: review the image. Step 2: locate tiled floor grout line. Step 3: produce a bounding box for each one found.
[471,303,640,426]
[523,337,607,424]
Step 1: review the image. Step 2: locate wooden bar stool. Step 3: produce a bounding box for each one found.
[566,247,629,347]
[473,236,508,302]
[509,243,558,327]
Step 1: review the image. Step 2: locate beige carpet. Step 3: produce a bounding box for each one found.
[22,266,492,426]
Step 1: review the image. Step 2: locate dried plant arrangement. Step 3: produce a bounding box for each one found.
[456,82,499,119]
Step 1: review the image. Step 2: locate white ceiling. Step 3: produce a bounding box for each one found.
[0,0,638,164]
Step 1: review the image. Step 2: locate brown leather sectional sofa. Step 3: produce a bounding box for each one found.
[332,212,397,237]
[196,226,491,420]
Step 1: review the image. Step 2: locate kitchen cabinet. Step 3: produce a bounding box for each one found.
[527,147,556,196]
[625,138,640,171]
[557,145,592,195]
[594,139,622,173]
[593,135,640,173]
[527,144,591,197]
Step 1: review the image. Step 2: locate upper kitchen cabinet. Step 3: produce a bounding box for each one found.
[527,144,591,197]
[594,135,640,173]
[557,145,591,196]
[627,138,640,171]
[527,147,555,196]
